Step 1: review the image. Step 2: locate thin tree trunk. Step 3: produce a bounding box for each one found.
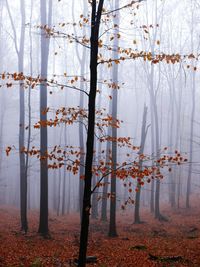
[27,0,33,211]
[62,124,67,215]
[38,0,52,236]
[101,136,111,221]
[134,105,148,224]
[78,1,104,266]
[6,0,27,232]
[108,0,119,238]
[186,6,195,209]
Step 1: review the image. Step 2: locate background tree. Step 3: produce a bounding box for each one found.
[38,0,52,236]
[6,0,27,232]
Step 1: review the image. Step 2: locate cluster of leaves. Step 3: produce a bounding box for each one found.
[99,50,200,68]
[6,136,187,185]
[0,72,45,89]
[19,145,83,173]
[0,72,82,90]
[99,136,139,149]
[32,7,198,69]
[34,107,122,130]
[0,72,123,101]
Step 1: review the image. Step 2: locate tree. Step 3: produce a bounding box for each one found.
[6,0,27,232]
[108,0,119,238]
[186,1,196,209]
[134,105,148,224]
[78,1,104,266]
[38,0,52,236]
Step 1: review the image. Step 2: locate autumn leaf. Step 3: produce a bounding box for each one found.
[5,146,12,156]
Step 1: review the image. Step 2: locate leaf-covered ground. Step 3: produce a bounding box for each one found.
[1,205,200,266]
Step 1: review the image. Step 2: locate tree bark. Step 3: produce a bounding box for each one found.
[134,105,148,224]
[108,0,119,238]
[6,0,27,232]
[38,0,52,236]
[78,1,104,266]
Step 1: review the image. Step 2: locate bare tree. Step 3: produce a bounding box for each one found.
[38,0,52,236]
[6,0,27,232]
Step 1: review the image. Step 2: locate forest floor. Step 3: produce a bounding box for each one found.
[1,205,200,267]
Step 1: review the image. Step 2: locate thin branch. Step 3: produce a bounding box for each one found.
[5,0,19,55]
[102,0,145,16]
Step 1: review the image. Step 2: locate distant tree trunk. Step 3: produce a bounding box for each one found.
[186,75,195,209]
[149,69,162,219]
[57,167,62,216]
[66,173,71,214]
[79,82,85,219]
[91,174,98,219]
[150,109,155,213]
[6,0,27,232]
[27,0,33,211]
[108,0,119,238]
[169,93,176,208]
[154,104,161,219]
[91,138,98,219]
[101,173,109,221]
[61,124,67,215]
[177,111,184,208]
[72,0,86,219]
[186,6,195,209]
[166,64,176,208]
[176,40,183,209]
[19,0,27,230]
[143,0,163,219]
[78,1,104,266]
[101,133,111,222]
[0,2,5,202]
[38,0,52,236]
[57,127,64,216]
[134,105,148,224]
[148,62,162,219]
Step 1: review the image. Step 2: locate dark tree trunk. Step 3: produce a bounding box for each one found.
[108,0,119,238]
[78,1,104,266]
[38,0,52,236]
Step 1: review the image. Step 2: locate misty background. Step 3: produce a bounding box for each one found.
[0,0,199,217]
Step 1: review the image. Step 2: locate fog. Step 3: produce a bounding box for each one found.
[0,0,200,266]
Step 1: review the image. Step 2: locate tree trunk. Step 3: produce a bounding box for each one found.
[101,137,111,222]
[18,0,27,233]
[6,0,27,232]
[108,0,119,238]
[38,0,52,236]
[186,6,195,209]
[78,1,104,266]
[134,105,148,224]
[91,174,98,219]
